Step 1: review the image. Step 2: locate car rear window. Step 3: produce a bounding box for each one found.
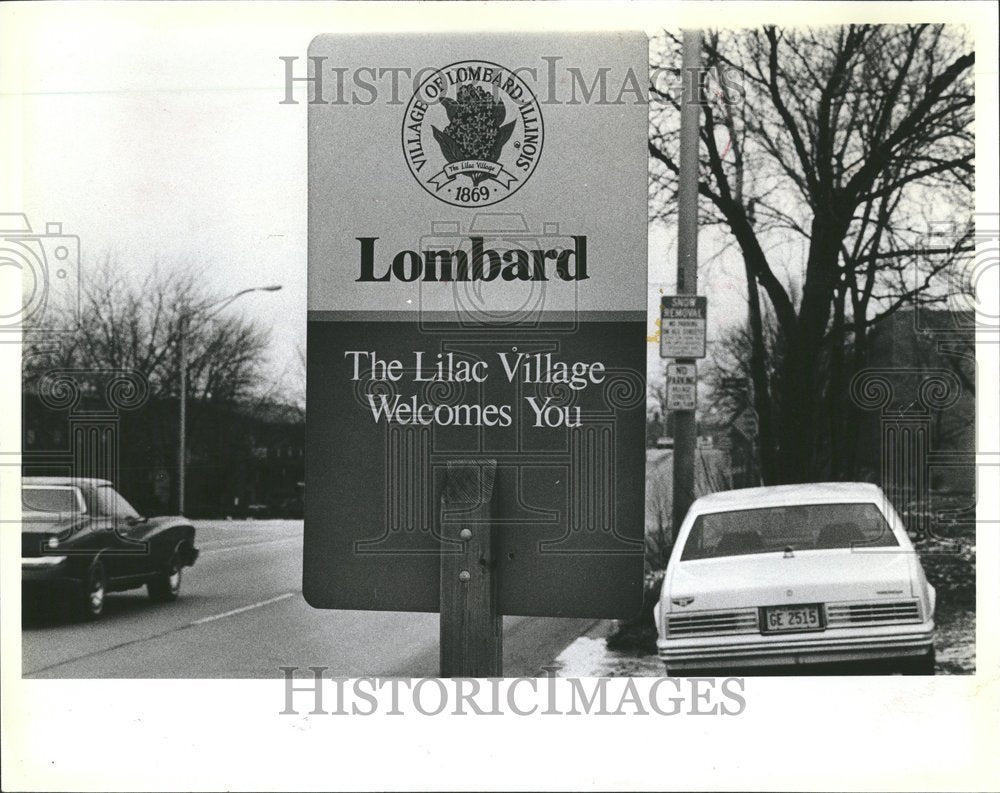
[92,485,140,520]
[681,502,898,561]
[22,486,84,515]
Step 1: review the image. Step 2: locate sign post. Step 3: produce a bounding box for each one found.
[438,459,501,676]
[304,33,648,676]
[667,29,703,535]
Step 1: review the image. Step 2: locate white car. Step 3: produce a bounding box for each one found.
[655,483,936,675]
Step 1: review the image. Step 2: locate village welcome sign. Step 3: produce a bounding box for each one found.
[305,32,648,618]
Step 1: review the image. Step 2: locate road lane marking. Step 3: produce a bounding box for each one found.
[200,536,300,555]
[24,591,300,677]
[191,592,295,625]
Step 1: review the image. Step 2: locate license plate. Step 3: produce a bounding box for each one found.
[762,604,823,633]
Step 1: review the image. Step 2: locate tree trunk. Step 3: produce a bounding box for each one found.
[777,219,844,482]
[778,329,816,482]
[828,283,847,479]
[745,264,777,484]
[844,318,868,478]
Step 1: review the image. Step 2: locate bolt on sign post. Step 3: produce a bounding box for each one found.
[304,33,648,676]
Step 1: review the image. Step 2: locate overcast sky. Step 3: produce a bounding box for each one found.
[5,6,760,397]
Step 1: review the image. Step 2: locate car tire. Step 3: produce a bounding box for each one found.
[901,648,936,675]
[78,561,107,621]
[148,548,183,603]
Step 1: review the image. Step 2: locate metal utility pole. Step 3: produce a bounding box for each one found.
[178,311,188,514]
[671,29,702,535]
[176,284,282,515]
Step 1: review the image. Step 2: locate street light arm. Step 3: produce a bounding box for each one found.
[185,285,283,323]
[201,289,255,321]
[173,283,283,363]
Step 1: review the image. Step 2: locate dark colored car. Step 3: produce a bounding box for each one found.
[21,477,199,620]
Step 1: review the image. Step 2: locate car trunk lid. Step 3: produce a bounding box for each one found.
[21,514,86,557]
[668,549,915,611]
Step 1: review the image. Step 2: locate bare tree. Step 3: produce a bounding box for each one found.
[650,24,974,481]
[24,255,270,404]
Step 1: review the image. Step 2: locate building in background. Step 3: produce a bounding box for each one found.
[22,387,304,519]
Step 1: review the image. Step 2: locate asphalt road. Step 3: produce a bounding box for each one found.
[22,520,596,679]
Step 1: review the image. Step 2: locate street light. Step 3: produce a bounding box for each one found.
[177,284,282,514]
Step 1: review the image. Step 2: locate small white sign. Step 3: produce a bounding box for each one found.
[666,362,697,411]
[660,295,707,359]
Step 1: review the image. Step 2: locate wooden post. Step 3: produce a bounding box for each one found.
[439,459,502,677]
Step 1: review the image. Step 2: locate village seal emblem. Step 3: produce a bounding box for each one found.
[402,61,544,207]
